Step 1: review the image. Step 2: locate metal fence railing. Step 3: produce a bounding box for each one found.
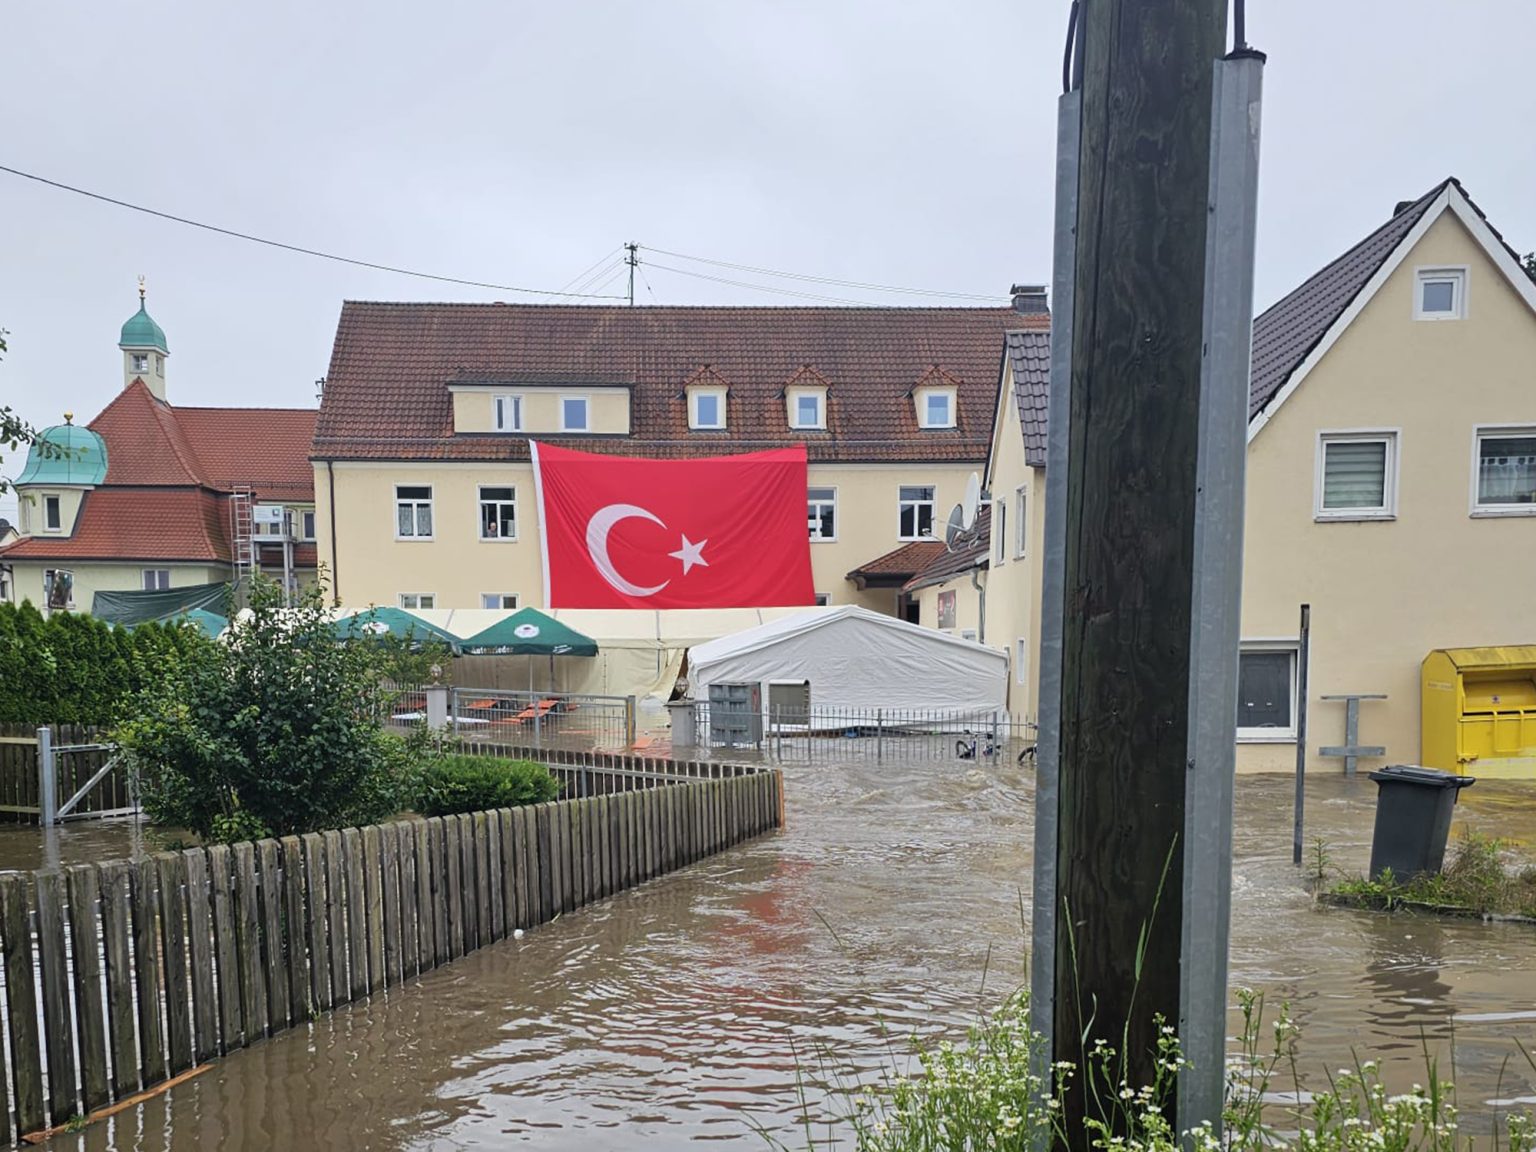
[443,688,636,750]
[691,703,1038,765]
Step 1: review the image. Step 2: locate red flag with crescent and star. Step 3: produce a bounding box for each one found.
[531,442,816,609]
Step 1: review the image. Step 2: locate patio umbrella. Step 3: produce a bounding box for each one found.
[459,607,599,691]
[332,606,462,652]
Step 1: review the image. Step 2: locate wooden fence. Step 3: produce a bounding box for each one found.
[0,760,782,1144]
[0,725,132,825]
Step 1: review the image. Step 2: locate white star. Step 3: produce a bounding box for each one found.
[668,534,709,576]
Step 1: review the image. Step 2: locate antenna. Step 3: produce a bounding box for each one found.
[625,242,638,306]
[960,472,981,530]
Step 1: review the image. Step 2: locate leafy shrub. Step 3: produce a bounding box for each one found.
[412,755,560,817]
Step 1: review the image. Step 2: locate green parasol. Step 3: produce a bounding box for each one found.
[459,607,598,656]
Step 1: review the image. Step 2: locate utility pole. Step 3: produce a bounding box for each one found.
[625,242,638,306]
[1030,0,1264,1144]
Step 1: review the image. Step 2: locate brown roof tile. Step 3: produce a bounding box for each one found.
[846,539,946,583]
[0,488,232,563]
[904,505,990,592]
[1005,330,1052,468]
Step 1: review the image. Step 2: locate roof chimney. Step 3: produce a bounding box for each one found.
[1010,284,1049,314]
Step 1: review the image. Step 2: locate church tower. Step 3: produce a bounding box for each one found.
[119,277,169,399]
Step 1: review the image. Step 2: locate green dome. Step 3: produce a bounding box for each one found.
[15,423,109,487]
[119,299,168,353]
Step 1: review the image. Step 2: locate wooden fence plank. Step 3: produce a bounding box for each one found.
[362,825,385,992]
[258,840,289,1030]
[572,799,589,909]
[232,844,268,1042]
[101,861,140,1096]
[444,817,465,960]
[452,815,473,953]
[484,811,503,943]
[65,865,109,1113]
[380,822,402,986]
[301,834,331,1012]
[414,820,437,971]
[322,830,347,1005]
[207,844,242,1053]
[584,798,600,899]
[535,805,553,923]
[341,829,368,1001]
[36,872,79,1125]
[280,837,310,1024]
[182,851,217,1065]
[474,811,493,947]
[131,859,167,1086]
[431,819,451,967]
[1,875,45,1136]
[154,854,193,1078]
[400,822,421,975]
[497,809,518,932]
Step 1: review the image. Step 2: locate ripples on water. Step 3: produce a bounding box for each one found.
[40,762,1536,1151]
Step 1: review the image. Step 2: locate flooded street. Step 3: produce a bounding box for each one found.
[35,762,1536,1150]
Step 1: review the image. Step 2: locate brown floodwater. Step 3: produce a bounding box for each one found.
[27,763,1536,1150]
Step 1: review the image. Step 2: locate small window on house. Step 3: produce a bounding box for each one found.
[1317,433,1397,519]
[813,592,832,607]
[1236,646,1298,740]
[994,499,1008,565]
[1415,267,1466,320]
[936,589,957,630]
[300,510,317,541]
[130,353,148,373]
[398,593,436,610]
[43,496,62,531]
[691,391,726,430]
[44,569,74,609]
[155,354,164,376]
[395,485,434,538]
[481,593,519,610]
[807,487,837,540]
[561,396,589,432]
[920,391,955,429]
[143,569,171,591]
[1016,639,1029,687]
[478,486,517,539]
[791,392,824,429]
[1015,487,1028,558]
[1473,427,1536,513]
[898,485,936,540]
[493,394,523,432]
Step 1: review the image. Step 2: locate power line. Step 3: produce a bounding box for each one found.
[644,261,881,306]
[642,245,1006,302]
[0,163,628,300]
[556,246,621,294]
[567,257,626,297]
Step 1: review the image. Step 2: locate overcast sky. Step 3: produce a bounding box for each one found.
[3,0,1533,515]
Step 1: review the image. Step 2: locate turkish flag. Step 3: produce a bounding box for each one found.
[532,442,816,609]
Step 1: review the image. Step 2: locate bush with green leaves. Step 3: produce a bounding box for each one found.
[117,576,443,841]
[412,754,561,817]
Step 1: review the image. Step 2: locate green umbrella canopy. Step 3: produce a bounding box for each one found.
[333,606,461,650]
[461,607,598,656]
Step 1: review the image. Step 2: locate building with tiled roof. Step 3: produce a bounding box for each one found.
[314,294,1050,615]
[0,289,318,614]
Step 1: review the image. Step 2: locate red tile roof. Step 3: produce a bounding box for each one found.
[905,505,990,592]
[315,303,1050,464]
[0,488,231,563]
[846,539,946,588]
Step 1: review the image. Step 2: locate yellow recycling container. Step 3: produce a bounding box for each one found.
[1422,646,1536,779]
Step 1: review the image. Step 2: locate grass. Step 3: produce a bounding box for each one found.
[1326,832,1536,919]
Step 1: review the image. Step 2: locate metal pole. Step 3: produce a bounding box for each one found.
[625,695,638,747]
[876,708,883,762]
[1293,604,1311,865]
[38,726,57,827]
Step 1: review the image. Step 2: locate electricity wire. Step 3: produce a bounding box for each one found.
[641,245,1006,302]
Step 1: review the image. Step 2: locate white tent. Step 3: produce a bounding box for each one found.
[687,605,1007,717]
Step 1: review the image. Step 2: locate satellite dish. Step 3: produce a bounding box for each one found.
[944,504,967,552]
[960,472,981,530]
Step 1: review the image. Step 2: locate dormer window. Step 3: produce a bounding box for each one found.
[44,496,62,532]
[690,389,726,430]
[1415,267,1467,320]
[790,391,825,430]
[155,354,164,377]
[561,396,590,432]
[918,389,956,429]
[130,353,149,373]
[494,394,523,432]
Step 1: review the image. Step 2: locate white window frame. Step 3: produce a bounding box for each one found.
[898,484,937,541]
[789,390,825,430]
[1015,639,1030,688]
[155,354,164,377]
[481,593,520,610]
[43,495,62,532]
[299,509,317,541]
[1314,430,1399,521]
[807,486,838,542]
[994,498,1008,566]
[813,592,832,607]
[560,395,590,432]
[493,394,524,433]
[1235,642,1299,743]
[918,389,956,429]
[689,389,727,430]
[394,484,435,540]
[477,485,519,541]
[1470,424,1536,517]
[142,569,171,591]
[1413,266,1468,321]
[398,593,436,610]
[1015,486,1028,558]
[130,352,149,373]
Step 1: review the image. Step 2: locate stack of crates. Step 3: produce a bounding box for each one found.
[708,682,763,747]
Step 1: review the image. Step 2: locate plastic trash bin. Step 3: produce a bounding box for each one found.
[666,699,697,747]
[1366,765,1476,881]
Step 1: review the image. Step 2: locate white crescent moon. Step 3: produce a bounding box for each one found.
[586,503,670,597]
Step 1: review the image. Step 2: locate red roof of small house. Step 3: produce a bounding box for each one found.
[0,488,231,563]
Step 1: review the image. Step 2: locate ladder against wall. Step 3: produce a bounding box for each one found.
[229,488,255,591]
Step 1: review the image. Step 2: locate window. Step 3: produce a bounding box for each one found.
[1015,487,1028,558]
[395,485,434,539]
[807,487,837,540]
[1317,432,1397,519]
[1016,639,1029,687]
[561,396,589,432]
[130,353,148,373]
[994,499,1008,565]
[1236,646,1297,740]
[398,593,436,610]
[478,486,517,539]
[155,354,164,377]
[300,509,317,541]
[898,485,936,540]
[482,593,519,610]
[813,592,832,607]
[790,391,824,430]
[44,569,73,609]
[690,390,726,430]
[919,391,955,429]
[493,394,523,432]
[143,569,171,591]
[43,496,61,531]
[1414,267,1466,320]
[1473,427,1536,513]
[936,590,957,630]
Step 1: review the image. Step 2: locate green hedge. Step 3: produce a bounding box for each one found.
[413,755,562,817]
[0,601,211,725]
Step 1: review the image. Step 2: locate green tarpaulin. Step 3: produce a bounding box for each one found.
[333,606,462,651]
[92,582,230,627]
[460,607,599,656]
[162,608,228,638]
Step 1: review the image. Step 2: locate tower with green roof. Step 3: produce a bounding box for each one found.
[120,277,169,399]
[13,415,108,538]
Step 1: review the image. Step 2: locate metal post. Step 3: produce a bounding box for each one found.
[1177,49,1266,1135]
[1293,604,1311,866]
[624,695,638,747]
[876,708,883,762]
[38,726,57,827]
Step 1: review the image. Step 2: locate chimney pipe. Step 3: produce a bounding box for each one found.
[1010,284,1049,314]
